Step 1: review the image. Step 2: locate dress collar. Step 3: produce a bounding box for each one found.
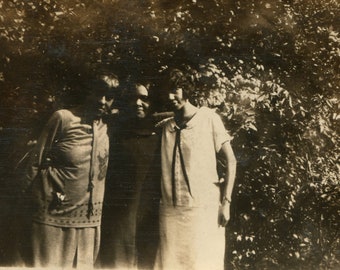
[169,107,202,132]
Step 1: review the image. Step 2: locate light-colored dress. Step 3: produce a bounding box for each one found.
[155,107,232,270]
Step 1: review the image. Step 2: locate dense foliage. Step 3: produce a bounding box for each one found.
[0,0,339,269]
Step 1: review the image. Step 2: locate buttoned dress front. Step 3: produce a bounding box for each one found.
[155,107,232,270]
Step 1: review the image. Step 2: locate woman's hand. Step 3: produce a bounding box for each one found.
[218,200,231,227]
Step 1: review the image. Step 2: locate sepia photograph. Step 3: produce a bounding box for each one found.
[0,0,339,269]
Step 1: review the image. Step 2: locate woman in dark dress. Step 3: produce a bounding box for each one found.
[100,82,162,269]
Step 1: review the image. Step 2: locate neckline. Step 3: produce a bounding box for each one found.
[172,107,203,131]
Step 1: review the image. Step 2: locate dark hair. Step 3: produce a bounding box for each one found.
[166,68,195,100]
[87,79,113,95]
[62,77,113,108]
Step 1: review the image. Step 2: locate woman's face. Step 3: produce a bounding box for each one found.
[130,84,150,119]
[168,88,187,111]
[86,88,114,118]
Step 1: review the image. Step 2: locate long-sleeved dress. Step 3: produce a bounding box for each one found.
[25,109,109,268]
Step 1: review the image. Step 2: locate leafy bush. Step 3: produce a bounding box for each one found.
[0,0,339,268]
[181,59,339,269]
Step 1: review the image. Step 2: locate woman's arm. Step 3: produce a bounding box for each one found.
[218,141,237,227]
[24,111,62,191]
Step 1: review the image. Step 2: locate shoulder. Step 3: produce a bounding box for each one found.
[45,109,76,132]
[45,110,64,125]
[55,109,75,119]
[52,109,81,123]
[195,107,228,132]
[155,116,175,130]
[48,109,71,121]
[197,106,220,121]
